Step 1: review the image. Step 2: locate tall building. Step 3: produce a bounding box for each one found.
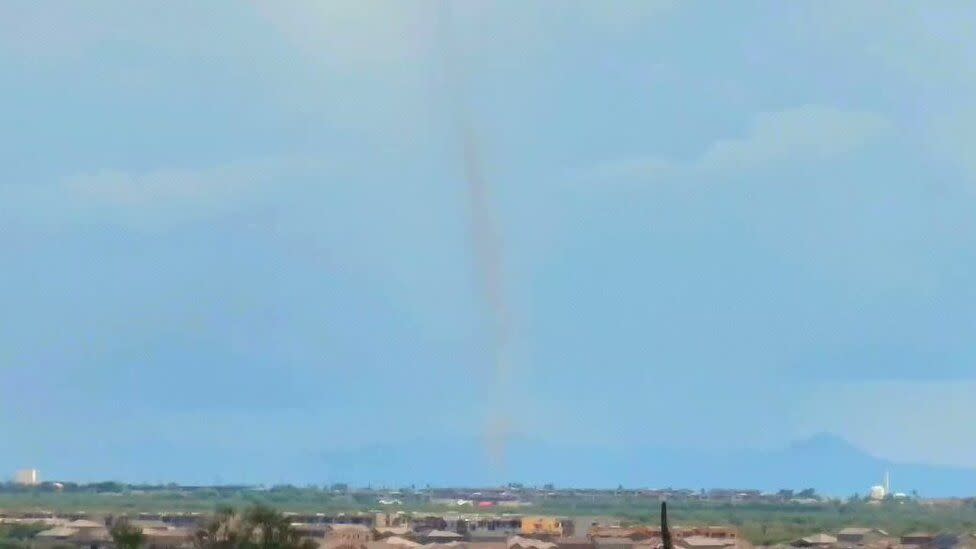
[868,471,890,501]
[14,469,39,486]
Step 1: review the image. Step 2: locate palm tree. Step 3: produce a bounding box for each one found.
[110,518,145,549]
[194,505,314,549]
[244,505,316,549]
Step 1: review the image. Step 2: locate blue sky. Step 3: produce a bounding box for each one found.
[3,1,976,485]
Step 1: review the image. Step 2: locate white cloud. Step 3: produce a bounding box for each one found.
[0,1,677,63]
[63,158,280,209]
[0,156,322,231]
[792,4,976,186]
[699,106,891,173]
[593,106,892,181]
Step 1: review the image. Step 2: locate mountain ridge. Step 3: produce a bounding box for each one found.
[316,433,976,497]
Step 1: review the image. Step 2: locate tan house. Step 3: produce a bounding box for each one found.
[324,524,374,549]
[554,537,594,549]
[792,534,837,547]
[142,527,194,549]
[34,519,112,548]
[375,527,414,540]
[836,528,887,544]
[678,536,736,549]
[509,536,558,549]
[35,526,80,542]
[426,530,465,543]
[593,537,635,549]
[900,533,936,546]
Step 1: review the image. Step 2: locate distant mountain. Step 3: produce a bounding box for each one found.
[18,432,976,495]
[316,433,976,497]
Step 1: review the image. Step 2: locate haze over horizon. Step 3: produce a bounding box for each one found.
[6,433,976,499]
[4,1,976,488]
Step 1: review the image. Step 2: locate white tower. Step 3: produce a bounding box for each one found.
[884,470,890,497]
[14,469,39,486]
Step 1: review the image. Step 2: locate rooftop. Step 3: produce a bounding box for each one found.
[36,527,79,538]
[508,536,558,549]
[797,534,837,546]
[68,519,104,528]
[426,530,464,540]
[680,536,736,548]
[385,537,422,548]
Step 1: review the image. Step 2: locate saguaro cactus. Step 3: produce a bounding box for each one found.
[661,502,674,549]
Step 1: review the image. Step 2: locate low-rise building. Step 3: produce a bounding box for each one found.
[509,536,558,549]
[522,518,572,538]
[142,526,194,549]
[678,536,735,549]
[555,537,594,549]
[901,533,936,546]
[836,528,887,544]
[792,534,837,547]
[293,523,332,538]
[588,527,658,541]
[467,542,507,549]
[375,527,414,540]
[325,524,374,549]
[383,536,422,548]
[593,536,635,549]
[426,530,466,543]
[35,526,79,542]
